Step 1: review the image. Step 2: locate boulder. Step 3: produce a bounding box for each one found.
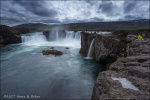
[42,50,63,55]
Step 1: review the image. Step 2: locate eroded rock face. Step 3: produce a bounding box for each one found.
[91,36,150,100]
[80,31,150,99]
[79,32,95,56]
[0,25,22,45]
[80,32,128,64]
[94,34,128,64]
[92,71,150,100]
[0,25,31,46]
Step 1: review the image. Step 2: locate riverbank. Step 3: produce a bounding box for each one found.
[0,25,31,48]
[79,32,150,99]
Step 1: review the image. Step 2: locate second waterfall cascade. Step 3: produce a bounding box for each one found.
[85,38,95,59]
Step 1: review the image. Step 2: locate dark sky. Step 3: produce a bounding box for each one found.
[1,0,150,26]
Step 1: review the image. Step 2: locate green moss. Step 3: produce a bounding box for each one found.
[138,35,143,41]
[42,50,63,55]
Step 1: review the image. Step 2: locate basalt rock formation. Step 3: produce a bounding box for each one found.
[79,32,150,99]
[0,25,30,46]
[92,38,150,100]
[0,25,22,45]
[80,32,128,65]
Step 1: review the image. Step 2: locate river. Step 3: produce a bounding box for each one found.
[1,31,105,99]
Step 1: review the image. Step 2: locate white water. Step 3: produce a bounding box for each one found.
[49,30,57,41]
[66,31,75,39]
[66,31,81,40]
[21,32,47,46]
[56,30,59,41]
[85,39,95,59]
[21,31,81,48]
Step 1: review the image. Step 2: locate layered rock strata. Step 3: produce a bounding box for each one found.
[92,38,150,99]
[79,32,150,99]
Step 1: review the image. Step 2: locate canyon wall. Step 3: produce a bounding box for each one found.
[79,32,150,100]
[80,32,128,65]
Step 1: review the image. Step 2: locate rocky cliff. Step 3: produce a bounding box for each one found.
[79,31,150,99]
[80,32,129,65]
[0,25,22,45]
[0,25,30,47]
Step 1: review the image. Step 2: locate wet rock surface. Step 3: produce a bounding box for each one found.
[80,32,128,64]
[91,36,150,99]
[42,50,63,55]
[0,25,30,46]
[0,25,22,45]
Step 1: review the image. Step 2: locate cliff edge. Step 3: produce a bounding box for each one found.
[79,31,150,99]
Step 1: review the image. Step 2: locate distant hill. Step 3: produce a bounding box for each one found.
[14,23,50,28]
[13,19,150,31]
[69,19,150,31]
[14,23,68,32]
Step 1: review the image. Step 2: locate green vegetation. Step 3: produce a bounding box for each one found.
[138,35,143,41]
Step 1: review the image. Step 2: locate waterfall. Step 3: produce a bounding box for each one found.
[47,31,81,41]
[66,31,81,40]
[21,31,81,47]
[74,31,81,39]
[21,32,47,45]
[56,30,59,41]
[85,39,95,59]
[66,31,75,39]
[49,30,59,41]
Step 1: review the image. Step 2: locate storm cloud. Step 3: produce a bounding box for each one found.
[99,1,114,14]
[124,1,137,13]
[14,0,58,17]
[1,0,149,26]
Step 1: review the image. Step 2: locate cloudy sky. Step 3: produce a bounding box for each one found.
[1,0,149,26]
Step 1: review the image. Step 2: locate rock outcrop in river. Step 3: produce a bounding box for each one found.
[79,31,150,99]
[42,50,63,55]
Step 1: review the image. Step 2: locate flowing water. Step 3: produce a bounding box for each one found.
[85,39,95,59]
[1,31,105,99]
